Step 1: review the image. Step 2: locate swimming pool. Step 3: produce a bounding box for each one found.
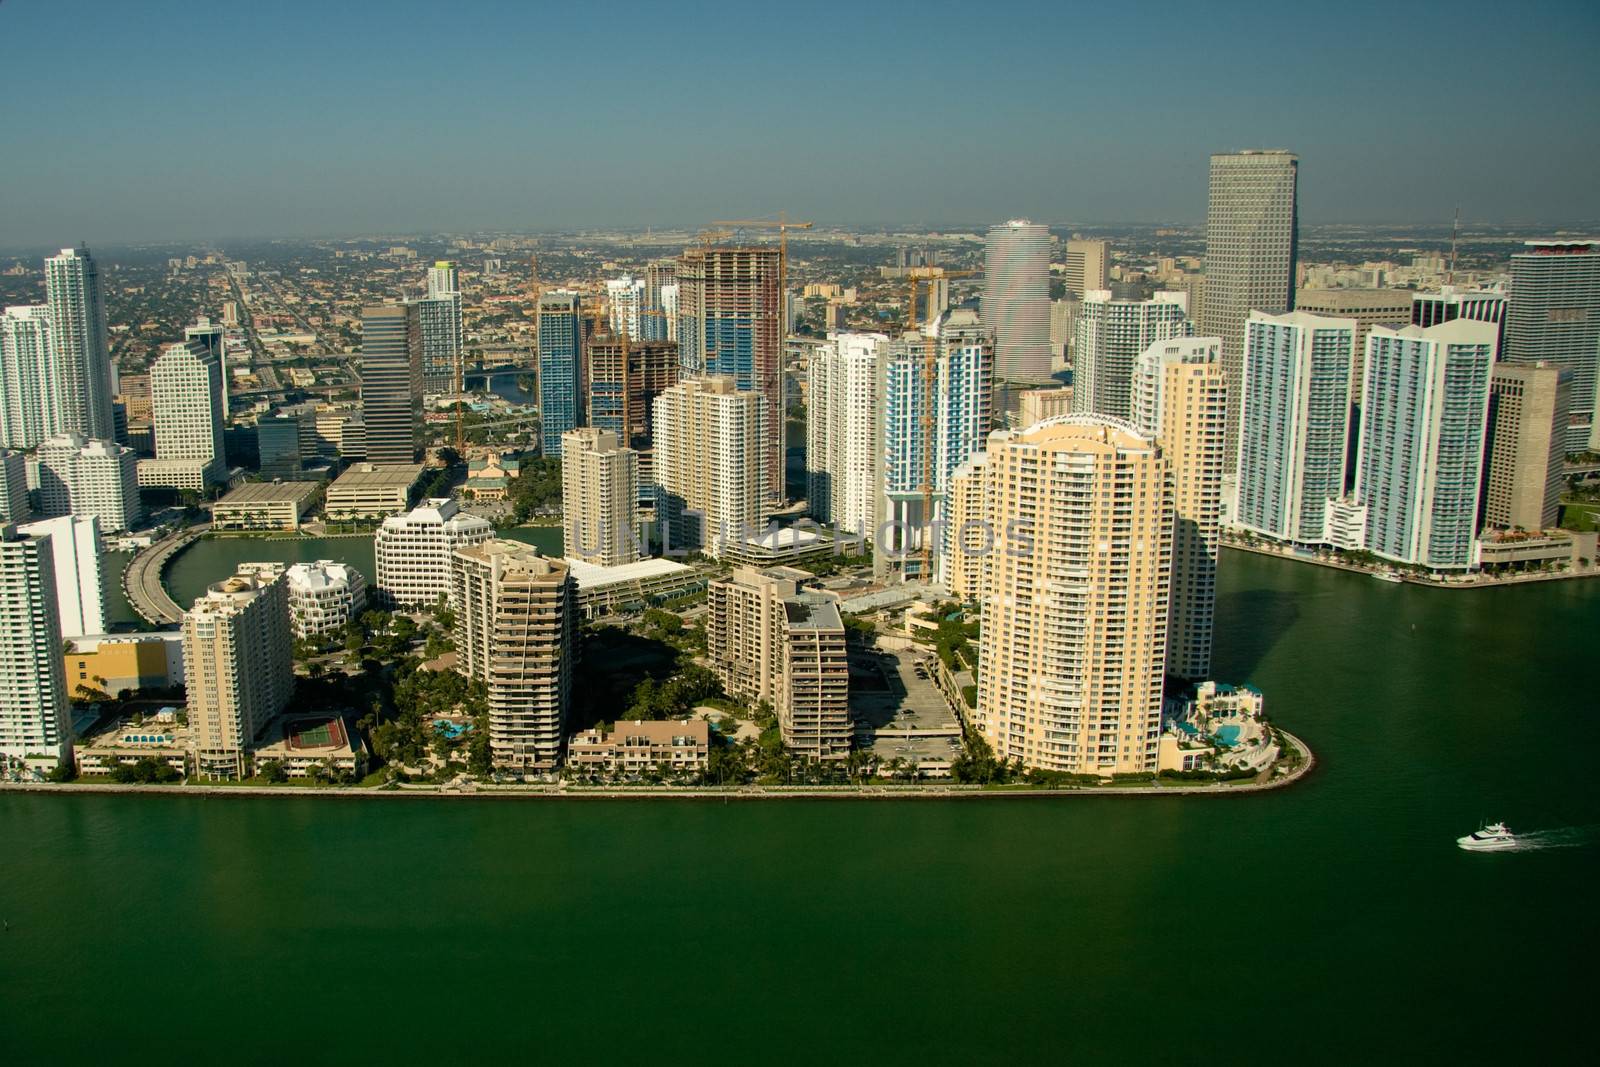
[1214,724,1241,747]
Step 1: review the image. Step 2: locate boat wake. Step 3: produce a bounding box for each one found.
[1498,825,1596,852]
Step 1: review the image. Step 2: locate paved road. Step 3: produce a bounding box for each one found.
[123,523,209,625]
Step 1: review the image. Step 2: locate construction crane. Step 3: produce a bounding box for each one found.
[905,267,976,579]
[711,214,814,332]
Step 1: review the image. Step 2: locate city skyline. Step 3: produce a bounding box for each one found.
[1,2,1597,245]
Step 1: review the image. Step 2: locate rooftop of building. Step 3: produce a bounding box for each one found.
[783,591,844,632]
[284,560,364,589]
[1295,288,1417,309]
[561,555,695,588]
[575,719,711,746]
[458,538,568,576]
[1371,318,1501,344]
[1009,415,1156,453]
[328,463,425,490]
[215,481,322,506]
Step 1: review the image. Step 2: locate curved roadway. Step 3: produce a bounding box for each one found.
[123,523,210,626]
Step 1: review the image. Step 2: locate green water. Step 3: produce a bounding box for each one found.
[162,527,564,607]
[3,551,1594,1064]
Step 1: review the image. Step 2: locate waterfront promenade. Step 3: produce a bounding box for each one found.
[122,522,210,625]
[1223,539,1600,589]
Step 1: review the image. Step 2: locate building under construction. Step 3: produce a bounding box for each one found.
[586,329,678,500]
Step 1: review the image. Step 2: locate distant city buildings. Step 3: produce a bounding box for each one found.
[183,566,293,779]
[416,261,464,394]
[0,524,71,768]
[374,497,493,610]
[361,303,423,465]
[453,540,576,773]
[1234,311,1357,544]
[561,427,640,568]
[537,290,583,457]
[1503,241,1600,451]
[1071,291,1191,420]
[708,567,850,760]
[651,376,767,558]
[982,219,1052,381]
[972,417,1171,775]
[1063,238,1109,300]
[1200,151,1299,467]
[807,332,884,538]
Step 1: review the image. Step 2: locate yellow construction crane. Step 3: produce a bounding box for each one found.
[905,267,975,579]
[711,214,814,328]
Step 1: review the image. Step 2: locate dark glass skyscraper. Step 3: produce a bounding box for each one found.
[360,304,422,465]
[538,291,583,458]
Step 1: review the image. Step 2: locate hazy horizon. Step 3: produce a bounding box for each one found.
[2,0,1597,246]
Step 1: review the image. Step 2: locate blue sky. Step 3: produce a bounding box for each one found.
[1,0,1596,244]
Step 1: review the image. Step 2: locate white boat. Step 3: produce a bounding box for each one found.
[1372,572,1404,584]
[1458,822,1517,851]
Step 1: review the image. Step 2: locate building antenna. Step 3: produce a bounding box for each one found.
[1448,206,1460,285]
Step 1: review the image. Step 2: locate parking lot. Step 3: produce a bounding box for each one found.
[849,645,962,766]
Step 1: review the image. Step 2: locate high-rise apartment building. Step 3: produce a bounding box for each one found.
[1483,362,1570,532]
[1294,288,1413,408]
[45,247,117,441]
[943,452,989,602]
[453,541,576,773]
[0,524,71,767]
[1503,241,1600,451]
[1017,386,1074,428]
[374,497,493,609]
[0,451,28,523]
[880,310,994,568]
[561,427,640,567]
[1071,291,1191,420]
[537,291,583,458]
[17,515,105,640]
[676,245,784,502]
[138,339,226,490]
[1063,239,1109,301]
[1,305,54,448]
[981,220,1051,381]
[183,566,293,778]
[36,432,142,532]
[417,261,464,394]
[283,560,368,640]
[807,332,884,538]
[1354,321,1497,570]
[361,303,423,465]
[605,275,646,340]
[1234,311,1356,543]
[651,376,766,558]
[585,331,677,490]
[972,417,1171,775]
[642,259,677,342]
[707,567,850,760]
[1200,151,1299,465]
[1132,338,1226,680]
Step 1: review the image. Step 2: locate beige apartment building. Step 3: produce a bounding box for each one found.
[943,452,990,601]
[183,566,293,778]
[651,376,766,558]
[707,567,850,760]
[561,427,640,567]
[1132,338,1227,680]
[1484,362,1570,531]
[453,540,576,774]
[568,719,711,776]
[973,417,1172,775]
[1016,386,1073,428]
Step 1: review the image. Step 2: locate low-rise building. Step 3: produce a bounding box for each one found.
[249,713,368,779]
[324,462,424,520]
[284,561,368,639]
[211,481,323,531]
[563,556,702,618]
[1475,528,1598,571]
[63,632,185,699]
[75,713,190,777]
[568,719,710,776]
[464,453,520,500]
[1158,681,1276,774]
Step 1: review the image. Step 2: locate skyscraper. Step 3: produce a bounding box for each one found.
[879,310,994,569]
[561,427,640,567]
[981,219,1051,381]
[807,332,884,538]
[17,515,105,640]
[605,275,646,340]
[0,451,28,524]
[651,376,766,558]
[1355,321,1496,570]
[0,524,71,768]
[183,566,293,779]
[1063,238,1109,300]
[972,417,1171,775]
[676,245,784,502]
[1294,288,1413,409]
[642,259,677,342]
[417,261,464,394]
[1503,241,1600,451]
[139,339,226,490]
[360,303,423,465]
[537,290,583,458]
[0,305,53,448]
[1200,151,1299,466]
[1234,311,1357,544]
[45,247,116,441]
[1132,338,1226,680]
[184,317,228,417]
[585,331,677,494]
[943,452,989,603]
[1071,291,1191,419]
[1412,285,1507,335]
[1483,363,1570,532]
[453,540,576,773]
[36,432,142,532]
